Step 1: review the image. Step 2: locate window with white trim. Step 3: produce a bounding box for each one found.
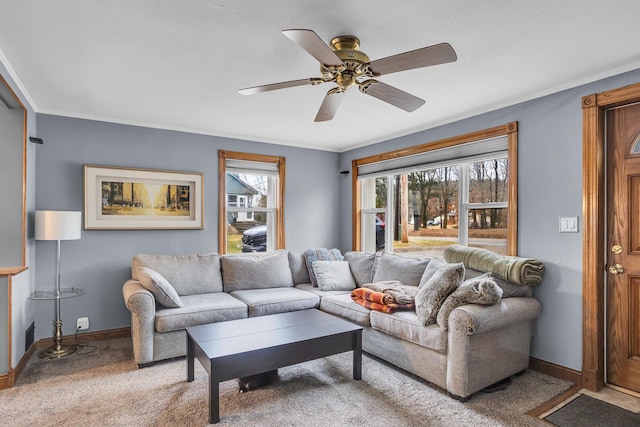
[218,151,285,254]
[354,123,517,257]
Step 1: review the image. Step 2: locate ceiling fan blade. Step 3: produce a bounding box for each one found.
[282,29,343,67]
[360,80,425,112]
[239,78,321,95]
[315,89,345,122]
[369,43,457,76]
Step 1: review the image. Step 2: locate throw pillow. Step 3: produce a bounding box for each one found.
[221,249,294,291]
[436,276,503,329]
[312,261,357,291]
[464,269,532,298]
[371,252,430,287]
[418,257,447,288]
[415,263,465,326]
[304,248,343,287]
[137,267,183,308]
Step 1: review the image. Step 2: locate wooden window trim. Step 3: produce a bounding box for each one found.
[218,150,286,254]
[581,81,640,392]
[352,122,518,255]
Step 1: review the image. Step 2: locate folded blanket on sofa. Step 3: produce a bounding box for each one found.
[362,280,419,305]
[351,287,415,313]
[444,244,544,286]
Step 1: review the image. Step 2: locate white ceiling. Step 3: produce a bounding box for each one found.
[1,1,640,152]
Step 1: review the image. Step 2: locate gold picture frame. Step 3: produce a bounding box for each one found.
[84,165,204,230]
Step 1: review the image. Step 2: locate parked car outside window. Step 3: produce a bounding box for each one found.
[427,216,441,226]
[242,218,384,252]
[241,225,268,252]
[376,216,385,250]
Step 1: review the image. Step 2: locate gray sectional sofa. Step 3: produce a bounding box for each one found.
[122,246,543,401]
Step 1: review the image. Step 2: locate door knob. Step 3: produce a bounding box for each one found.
[608,264,624,274]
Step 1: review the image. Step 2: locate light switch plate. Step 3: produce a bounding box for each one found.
[559,216,579,233]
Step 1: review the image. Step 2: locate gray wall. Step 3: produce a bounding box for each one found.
[34,115,340,339]
[339,67,640,371]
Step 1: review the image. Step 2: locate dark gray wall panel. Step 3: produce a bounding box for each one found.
[0,109,23,268]
[0,61,37,375]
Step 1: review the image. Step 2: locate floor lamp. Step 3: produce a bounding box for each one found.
[35,210,82,359]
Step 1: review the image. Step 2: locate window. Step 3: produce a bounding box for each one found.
[353,123,517,257]
[218,150,285,254]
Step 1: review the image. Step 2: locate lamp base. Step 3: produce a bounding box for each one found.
[39,343,77,359]
[38,319,77,359]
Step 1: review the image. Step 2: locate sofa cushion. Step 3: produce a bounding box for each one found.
[372,252,430,287]
[137,267,183,308]
[288,251,311,285]
[155,292,247,332]
[415,263,465,325]
[222,249,294,291]
[229,287,320,317]
[304,248,343,287]
[312,261,357,291]
[465,268,532,298]
[294,283,353,297]
[344,251,375,287]
[436,275,503,329]
[132,253,223,295]
[319,294,372,327]
[370,311,448,353]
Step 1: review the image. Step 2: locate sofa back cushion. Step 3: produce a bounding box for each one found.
[222,249,294,291]
[288,251,311,285]
[372,252,431,287]
[132,253,223,295]
[344,251,375,287]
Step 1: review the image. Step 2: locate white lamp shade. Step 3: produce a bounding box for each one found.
[35,210,82,241]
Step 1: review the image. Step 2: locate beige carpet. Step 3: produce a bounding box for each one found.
[1,338,571,426]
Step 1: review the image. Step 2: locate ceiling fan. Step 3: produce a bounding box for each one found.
[239,29,457,122]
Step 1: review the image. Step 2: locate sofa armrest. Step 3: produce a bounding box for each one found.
[122,279,156,366]
[446,296,541,399]
[448,297,541,335]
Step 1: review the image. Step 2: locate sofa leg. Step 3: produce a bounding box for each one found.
[481,376,512,393]
[448,392,472,402]
[138,362,154,369]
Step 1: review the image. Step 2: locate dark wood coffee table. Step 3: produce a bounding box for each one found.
[186,309,362,423]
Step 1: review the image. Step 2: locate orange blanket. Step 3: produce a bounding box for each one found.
[351,288,415,313]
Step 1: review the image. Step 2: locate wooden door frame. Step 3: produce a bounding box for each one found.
[582,81,640,391]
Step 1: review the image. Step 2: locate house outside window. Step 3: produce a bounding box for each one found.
[353,123,518,258]
[226,180,255,222]
[218,150,285,254]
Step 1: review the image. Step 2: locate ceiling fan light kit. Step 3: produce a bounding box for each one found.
[239,29,457,122]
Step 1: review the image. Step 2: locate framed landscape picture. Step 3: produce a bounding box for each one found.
[84,165,204,230]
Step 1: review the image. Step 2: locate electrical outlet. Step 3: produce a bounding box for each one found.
[77,317,89,330]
